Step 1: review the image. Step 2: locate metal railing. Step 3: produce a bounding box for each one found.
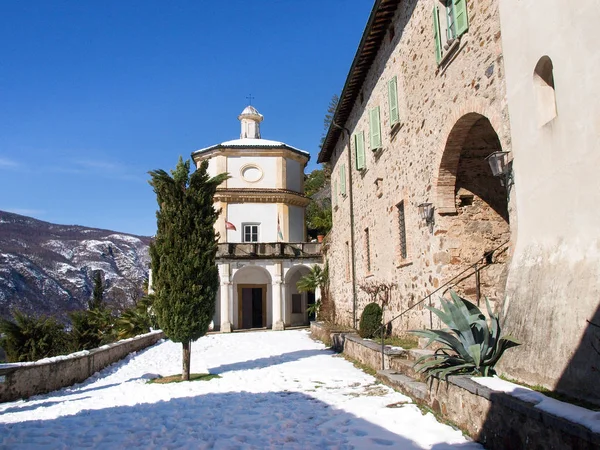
[376,239,510,369]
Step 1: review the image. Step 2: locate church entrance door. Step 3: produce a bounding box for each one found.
[238,285,266,329]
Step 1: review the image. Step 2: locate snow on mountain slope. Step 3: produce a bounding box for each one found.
[0,210,151,320]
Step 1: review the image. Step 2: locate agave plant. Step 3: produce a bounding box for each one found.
[409,291,520,380]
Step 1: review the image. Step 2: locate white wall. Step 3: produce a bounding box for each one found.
[288,206,305,242]
[499,0,600,402]
[286,158,303,192]
[226,203,277,243]
[227,156,278,189]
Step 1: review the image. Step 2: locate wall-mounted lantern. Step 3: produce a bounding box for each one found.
[418,202,435,233]
[485,151,512,187]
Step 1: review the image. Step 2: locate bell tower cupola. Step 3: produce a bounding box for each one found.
[238,105,264,139]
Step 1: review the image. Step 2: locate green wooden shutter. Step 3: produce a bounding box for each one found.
[433,6,442,65]
[453,0,469,36]
[369,107,381,149]
[354,131,365,170]
[340,164,346,195]
[388,76,399,126]
[333,180,338,206]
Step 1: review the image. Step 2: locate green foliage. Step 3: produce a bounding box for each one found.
[89,271,104,310]
[0,310,69,362]
[116,295,157,340]
[410,291,521,380]
[69,307,116,351]
[148,157,227,345]
[306,201,332,237]
[306,300,322,319]
[304,169,328,198]
[359,302,383,338]
[320,94,339,149]
[296,264,328,294]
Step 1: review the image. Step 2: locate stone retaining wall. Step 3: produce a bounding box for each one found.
[312,326,600,449]
[0,330,165,403]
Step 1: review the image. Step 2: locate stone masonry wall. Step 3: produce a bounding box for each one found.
[327,0,513,332]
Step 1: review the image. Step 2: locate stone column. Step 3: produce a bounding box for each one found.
[272,262,285,330]
[219,264,232,333]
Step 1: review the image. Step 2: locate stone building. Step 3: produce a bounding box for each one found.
[319,0,600,404]
[192,106,322,332]
[497,0,600,403]
[319,0,512,332]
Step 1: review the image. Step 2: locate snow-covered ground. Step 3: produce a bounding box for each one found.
[0,330,481,449]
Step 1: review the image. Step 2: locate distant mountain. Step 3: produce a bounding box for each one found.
[0,211,151,321]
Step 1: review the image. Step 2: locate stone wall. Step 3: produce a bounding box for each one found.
[0,331,164,403]
[327,0,513,333]
[314,327,600,449]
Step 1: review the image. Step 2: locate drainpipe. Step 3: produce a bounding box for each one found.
[332,121,358,330]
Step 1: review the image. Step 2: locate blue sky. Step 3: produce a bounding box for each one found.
[0,1,372,236]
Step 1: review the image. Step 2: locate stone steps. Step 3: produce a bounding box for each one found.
[387,357,426,381]
[376,369,428,402]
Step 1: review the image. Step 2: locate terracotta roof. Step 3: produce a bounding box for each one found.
[317,0,400,163]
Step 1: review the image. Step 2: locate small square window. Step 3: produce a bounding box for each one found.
[242,224,259,243]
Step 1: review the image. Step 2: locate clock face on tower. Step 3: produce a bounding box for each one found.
[241,164,263,183]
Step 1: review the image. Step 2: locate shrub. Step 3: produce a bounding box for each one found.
[359,302,383,338]
[69,308,116,351]
[0,310,69,362]
[116,295,156,339]
[410,291,521,380]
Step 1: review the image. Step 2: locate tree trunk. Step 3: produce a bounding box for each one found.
[182,341,191,381]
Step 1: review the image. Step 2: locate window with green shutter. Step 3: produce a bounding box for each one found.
[388,76,399,127]
[453,0,468,37]
[354,131,365,170]
[333,180,338,207]
[369,106,382,150]
[433,6,442,65]
[340,164,346,196]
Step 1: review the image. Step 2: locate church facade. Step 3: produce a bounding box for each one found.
[192,106,322,332]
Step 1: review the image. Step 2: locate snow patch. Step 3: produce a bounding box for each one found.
[473,377,600,433]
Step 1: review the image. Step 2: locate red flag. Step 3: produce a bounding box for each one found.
[225,221,237,231]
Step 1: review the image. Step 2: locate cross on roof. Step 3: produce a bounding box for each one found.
[246,94,255,105]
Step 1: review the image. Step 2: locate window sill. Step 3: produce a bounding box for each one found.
[358,168,368,178]
[396,261,413,269]
[437,37,461,69]
[364,273,375,279]
[390,122,401,141]
[372,147,385,161]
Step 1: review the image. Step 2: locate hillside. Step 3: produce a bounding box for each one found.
[0,211,151,321]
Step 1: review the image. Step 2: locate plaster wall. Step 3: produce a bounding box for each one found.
[288,206,305,242]
[286,158,303,193]
[326,0,512,331]
[226,156,278,189]
[497,0,600,403]
[226,203,277,243]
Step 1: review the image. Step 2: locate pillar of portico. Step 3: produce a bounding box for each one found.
[272,263,285,331]
[219,264,232,333]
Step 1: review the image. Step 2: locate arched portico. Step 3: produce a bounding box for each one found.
[435,113,511,302]
[283,263,322,327]
[232,265,272,330]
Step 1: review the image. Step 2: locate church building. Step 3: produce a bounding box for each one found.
[191,106,322,332]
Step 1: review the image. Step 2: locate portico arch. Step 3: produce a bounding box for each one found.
[284,264,314,326]
[232,265,272,329]
[435,113,511,302]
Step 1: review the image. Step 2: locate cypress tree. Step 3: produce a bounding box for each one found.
[89,271,104,310]
[148,157,227,380]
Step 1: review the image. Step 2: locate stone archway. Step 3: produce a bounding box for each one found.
[232,266,272,329]
[435,113,511,303]
[284,265,313,327]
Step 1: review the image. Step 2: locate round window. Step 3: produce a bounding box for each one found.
[241,165,263,183]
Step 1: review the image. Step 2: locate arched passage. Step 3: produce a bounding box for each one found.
[436,113,511,302]
[284,265,313,327]
[232,266,272,329]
